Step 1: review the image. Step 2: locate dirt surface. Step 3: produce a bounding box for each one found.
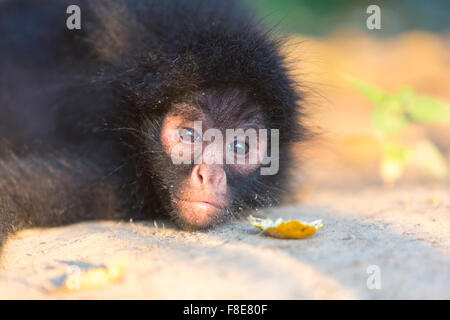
[1,185,448,299]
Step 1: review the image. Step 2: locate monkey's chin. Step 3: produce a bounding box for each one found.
[176,200,224,228]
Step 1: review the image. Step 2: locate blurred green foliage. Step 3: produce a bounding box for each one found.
[249,0,450,36]
[347,76,450,183]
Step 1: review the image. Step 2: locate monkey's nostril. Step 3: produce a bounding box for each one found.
[191,164,205,186]
[197,172,204,184]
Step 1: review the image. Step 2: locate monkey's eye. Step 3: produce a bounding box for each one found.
[227,139,249,156]
[178,128,201,143]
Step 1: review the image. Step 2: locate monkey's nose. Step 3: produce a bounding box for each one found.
[191,164,226,191]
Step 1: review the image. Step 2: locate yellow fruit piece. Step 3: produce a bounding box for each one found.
[54,257,129,293]
[248,215,323,239]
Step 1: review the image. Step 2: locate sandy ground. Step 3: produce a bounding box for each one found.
[1,185,449,299]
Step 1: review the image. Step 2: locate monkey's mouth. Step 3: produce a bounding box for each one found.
[174,196,227,228]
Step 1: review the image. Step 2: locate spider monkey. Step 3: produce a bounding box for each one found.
[0,0,306,254]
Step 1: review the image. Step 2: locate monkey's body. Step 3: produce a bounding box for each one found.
[0,0,305,253]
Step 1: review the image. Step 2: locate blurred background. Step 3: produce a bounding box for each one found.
[248,0,450,192]
[251,0,450,36]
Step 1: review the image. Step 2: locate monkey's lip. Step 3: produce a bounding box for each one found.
[175,198,224,210]
[174,196,226,210]
[174,196,226,227]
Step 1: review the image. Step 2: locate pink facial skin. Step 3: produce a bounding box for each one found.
[160,111,265,227]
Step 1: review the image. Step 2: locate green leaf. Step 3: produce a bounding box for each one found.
[372,100,409,137]
[380,141,412,163]
[379,140,411,184]
[404,95,450,124]
[344,75,386,104]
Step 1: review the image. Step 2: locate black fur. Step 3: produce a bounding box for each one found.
[0,0,306,253]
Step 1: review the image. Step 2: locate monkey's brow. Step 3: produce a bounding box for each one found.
[214,102,265,128]
[170,103,205,120]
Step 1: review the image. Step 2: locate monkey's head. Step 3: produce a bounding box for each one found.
[111,24,306,229]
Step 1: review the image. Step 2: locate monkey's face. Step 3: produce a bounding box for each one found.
[150,89,275,229]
